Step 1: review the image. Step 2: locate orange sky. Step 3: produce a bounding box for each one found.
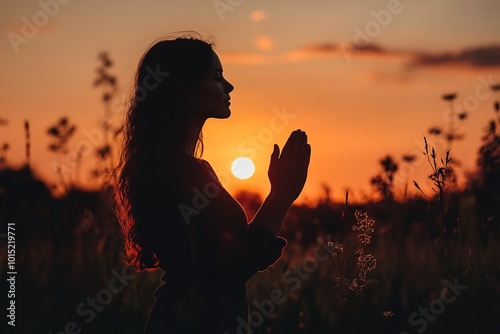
[1,0,500,203]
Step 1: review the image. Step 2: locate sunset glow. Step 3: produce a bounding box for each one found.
[0,0,499,203]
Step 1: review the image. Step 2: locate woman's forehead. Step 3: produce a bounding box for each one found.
[211,51,222,70]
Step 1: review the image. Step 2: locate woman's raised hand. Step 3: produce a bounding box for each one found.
[268,130,311,205]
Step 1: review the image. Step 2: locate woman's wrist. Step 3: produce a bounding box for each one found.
[265,192,294,211]
[250,191,292,235]
[268,190,294,209]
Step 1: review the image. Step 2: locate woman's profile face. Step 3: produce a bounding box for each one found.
[192,51,234,119]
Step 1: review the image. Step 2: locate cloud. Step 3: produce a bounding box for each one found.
[297,43,500,69]
[286,42,410,64]
[220,43,500,69]
[300,42,386,54]
[221,42,399,65]
[409,45,500,68]
[298,43,338,53]
[290,42,388,57]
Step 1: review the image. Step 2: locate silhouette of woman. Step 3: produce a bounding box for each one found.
[113,34,311,334]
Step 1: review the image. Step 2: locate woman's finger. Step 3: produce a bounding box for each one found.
[269,144,279,170]
[294,130,308,165]
[302,143,311,169]
[281,130,300,161]
[280,130,298,159]
[291,131,306,164]
[291,131,303,157]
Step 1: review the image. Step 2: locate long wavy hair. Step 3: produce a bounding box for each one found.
[113,35,214,271]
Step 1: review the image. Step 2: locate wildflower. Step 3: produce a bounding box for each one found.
[96,144,111,160]
[98,51,113,68]
[353,211,375,245]
[327,241,344,257]
[402,154,416,163]
[358,252,377,278]
[349,279,359,291]
[442,93,457,101]
[428,127,442,136]
[354,248,377,280]
[383,311,394,317]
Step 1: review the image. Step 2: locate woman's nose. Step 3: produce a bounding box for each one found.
[225,79,234,93]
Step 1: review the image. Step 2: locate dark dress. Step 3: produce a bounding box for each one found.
[143,151,287,334]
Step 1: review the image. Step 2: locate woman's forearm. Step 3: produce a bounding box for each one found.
[249,192,292,235]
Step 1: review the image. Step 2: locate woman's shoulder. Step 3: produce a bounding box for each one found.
[163,151,214,187]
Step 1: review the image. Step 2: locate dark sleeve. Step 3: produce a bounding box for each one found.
[246,223,287,272]
[186,160,287,283]
[195,218,287,284]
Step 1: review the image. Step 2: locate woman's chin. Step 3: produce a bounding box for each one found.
[215,109,231,119]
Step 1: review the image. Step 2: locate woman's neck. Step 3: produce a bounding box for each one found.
[180,115,205,157]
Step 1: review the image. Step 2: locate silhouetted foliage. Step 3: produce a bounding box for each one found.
[370,155,398,200]
[0,142,9,167]
[91,51,123,184]
[474,84,500,244]
[0,118,9,167]
[47,117,76,154]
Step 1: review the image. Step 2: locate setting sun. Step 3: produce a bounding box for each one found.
[231,157,255,180]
